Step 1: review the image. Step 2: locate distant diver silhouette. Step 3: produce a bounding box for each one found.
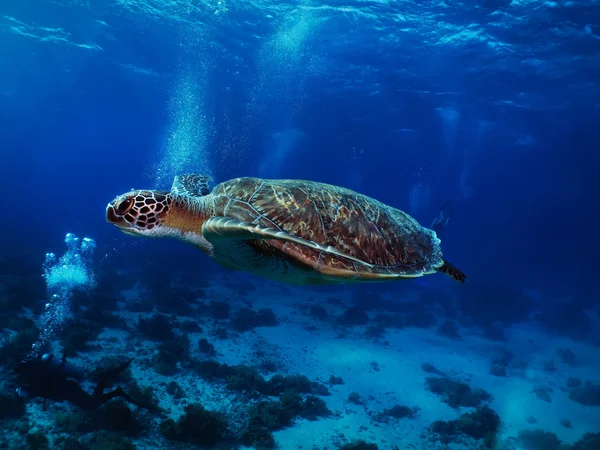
[430,200,455,235]
[15,353,152,411]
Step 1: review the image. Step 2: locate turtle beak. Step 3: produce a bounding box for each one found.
[106,204,119,224]
[106,203,134,231]
[106,207,141,236]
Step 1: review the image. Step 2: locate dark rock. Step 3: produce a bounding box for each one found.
[373,313,403,329]
[339,307,369,326]
[0,393,26,420]
[533,386,553,403]
[338,440,378,450]
[543,360,556,372]
[153,349,179,376]
[213,327,229,340]
[426,377,492,409]
[299,394,331,421]
[572,432,600,450]
[569,381,600,406]
[458,281,535,326]
[26,433,50,450]
[166,381,185,399]
[259,360,277,373]
[489,362,506,377]
[137,313,175,341]
[364,324,386,339]
[518,429,562,450]
[198,338,216,356]
[422,363,443,375]
[560,419,572,428]
[430,405,500,444]
[405,311,436,328]
[208,300,230,320]
[537,303,593,340]
[348,392,362,405]
[195,360,328,398]
[329,375,344,385]
[493,350,513,366]
[231,308,277,332]
[482,323,507,341]
[456,405,500,439]
[87,431,136,450]
[309,305,329,321]
[556,348,576,366]
[374,404,416,423]
[160,403,227,446]
[179,320,202,333]
[98,400,143,434]
[437,320,461,340]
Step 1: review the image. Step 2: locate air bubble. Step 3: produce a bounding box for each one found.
[29,233,97,358]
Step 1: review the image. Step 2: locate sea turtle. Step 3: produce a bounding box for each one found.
[106,175,467,285]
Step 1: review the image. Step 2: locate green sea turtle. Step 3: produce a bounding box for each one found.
[106,175,467,285]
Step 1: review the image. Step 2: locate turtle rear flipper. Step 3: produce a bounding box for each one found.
[438,259,467,283]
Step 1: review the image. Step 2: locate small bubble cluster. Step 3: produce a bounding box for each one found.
[153,70,214,188]
[30,233,97,357]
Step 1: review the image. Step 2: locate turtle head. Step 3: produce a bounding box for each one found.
[106,190,172,236]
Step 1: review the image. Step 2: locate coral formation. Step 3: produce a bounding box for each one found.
[137,313,176,341]
[339,307,369,326]
[517,429,562,450]
[231,308,277,332]
[405,311,436,328]
[437,320,461,339]
[374,404,418,423]
[309,304,329,321]
[178,319,202,332]
[556,347,577,366]
[166,381,185,399]
[198,337,217,356]
[426,377,492,408]
[160,403,228,446]
[348,392,362,404]
[241,390,331,448]
[338,440,379,450]
[208,300,230,320]
[431,405,500,447]
[329,375,344,385]
[533,385,553,402]
[195,360,329,397]
[0,393,26,420]
[572,433,600,450]
[489,361,507,377]
[569,381,600,406]
[482,322,507,341]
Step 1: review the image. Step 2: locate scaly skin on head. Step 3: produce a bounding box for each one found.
[106,190,215,253]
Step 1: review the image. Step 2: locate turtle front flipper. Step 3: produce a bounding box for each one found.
[201,217,364,284]
[171,174,211,197]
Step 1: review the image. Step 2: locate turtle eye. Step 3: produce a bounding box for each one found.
[115,198,134,215]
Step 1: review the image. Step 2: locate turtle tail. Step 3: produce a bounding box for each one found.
[438,259,467,284]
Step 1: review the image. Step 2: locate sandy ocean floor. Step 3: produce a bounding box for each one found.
[10,272,600,449]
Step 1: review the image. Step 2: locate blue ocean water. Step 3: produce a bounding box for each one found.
[1,1,599,449]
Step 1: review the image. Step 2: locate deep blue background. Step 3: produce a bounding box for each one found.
[1,0,598,303]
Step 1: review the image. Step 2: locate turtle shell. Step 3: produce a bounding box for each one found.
[210,177,444,280]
